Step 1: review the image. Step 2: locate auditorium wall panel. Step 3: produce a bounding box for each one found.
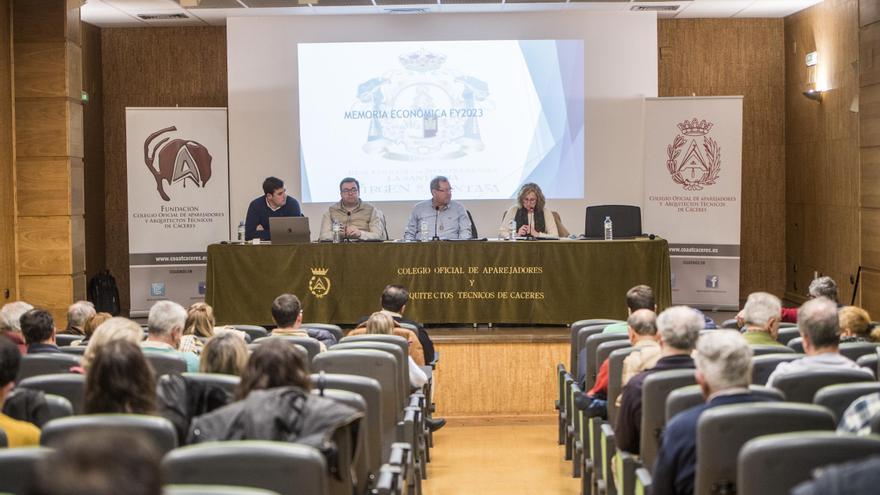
[0,0,15,303]
[861,1,880,314]
[658,19,786,300]
[81,21,105,280]
[785,0,860,305]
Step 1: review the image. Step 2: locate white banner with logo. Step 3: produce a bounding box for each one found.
[126,108,230,316]
[643,97,742,309]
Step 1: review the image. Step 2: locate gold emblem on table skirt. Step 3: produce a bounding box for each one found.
[309,267,331,298]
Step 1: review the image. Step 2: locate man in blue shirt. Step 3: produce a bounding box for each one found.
[404,176,472,241]
[245,177,303,241]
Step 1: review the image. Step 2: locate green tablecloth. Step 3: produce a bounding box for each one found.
[206,238,671,325]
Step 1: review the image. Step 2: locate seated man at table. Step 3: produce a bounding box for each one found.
[244,176,302,241]
[318,177,386,241]
[403,176,472,241]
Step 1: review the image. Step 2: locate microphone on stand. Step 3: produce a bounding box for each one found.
[432,206,441,241]
[344,211,352,242]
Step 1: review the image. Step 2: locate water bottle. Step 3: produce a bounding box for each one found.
[508,219,517,241]
[237,221,245,241]
[420,220,429,242]
[332,220,341,243]
[604,216,613,241]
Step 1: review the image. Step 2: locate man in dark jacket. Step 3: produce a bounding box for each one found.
[357,284,435,364]
[244,176,302,241]
[20,309,61,354]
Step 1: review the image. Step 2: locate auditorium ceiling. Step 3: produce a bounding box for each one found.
[81,0,823,26]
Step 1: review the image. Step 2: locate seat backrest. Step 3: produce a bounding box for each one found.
[585,205,642,238]
[253,336,321,362]
[0,428,5,447]
[839,342,880,361]
[330,342,406,408]
[17,353,80,381]
[639,369,696,467]
[164,485,280,495]
[143,351,187,377]
[181,372,241,396]
[813,382,880,422]
[55,334,81,347]
[313,389,368,495]
[232,325,268,342]
[584,333,628,391]
[42,414,178,454]
[737,431,880,495]
[666,385,786,421]
[302,323,344,343]
[60,346,85,355]
[0,447,52,495]
[776,327,800,346]
[606,346,637,428]
[694,402,836,495]
[341,334,409,371]
[466,209,478,238]
[312,373,385,477]
[750,344,795,356]
[857,352,879,374]
[751,353,804,385]
[787,337,804,353]
[552,211,570,237]
[313,350,401,426]
[772,368,875,403]
[162,441,329,495]
[573,323,617,377]
[18,373,86,414]
[43,394,74,422]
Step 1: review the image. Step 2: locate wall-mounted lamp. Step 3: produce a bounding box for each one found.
[803,88,824,102]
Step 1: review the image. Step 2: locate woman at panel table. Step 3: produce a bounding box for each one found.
[498,182,560,239]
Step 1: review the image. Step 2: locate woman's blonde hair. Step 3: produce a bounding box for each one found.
[184,302,215,339]
[199,332,249,375]
[365,312,395,335]
[83,312,112,339]
[82,317,143,370]
[516,183,546,211]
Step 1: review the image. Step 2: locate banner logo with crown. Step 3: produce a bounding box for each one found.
[666,118,722,191]
[308,267,331,298]
[350,48,491,161]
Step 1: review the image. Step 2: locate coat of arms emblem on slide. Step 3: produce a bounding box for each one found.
[309,268,332,298]
[143,126,213,201]
[666,118,721,191]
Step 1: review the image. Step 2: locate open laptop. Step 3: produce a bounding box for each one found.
[269,217,311,244]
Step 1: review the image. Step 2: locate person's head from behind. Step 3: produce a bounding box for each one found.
[82,317,144,370]
[626,285,655,313]
[184,302,215,339]
[271,293,302,329]
[262,176,286,209]
[516,183,546,213]
[838,306,871,340]
[66,301,95,331]
[82,312,113,340]
[29,429,162,495]
[84,339,156,415]
[366,312,395,335]
[627,309,657,345]
[742,292,781,335]
[236,341,310,400]
[694,330,753,399]
[0,337,21,403]
[199,332,249,375]
[381,285,409,313]
[146,300,186,349]
[656,306,703,354]
[20,309,55,345]
[808,276,839,303]
[430,175,452,207]
[798,297,841,354]
[0,301,33,333]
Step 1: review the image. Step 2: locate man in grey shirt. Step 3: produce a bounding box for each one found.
[403,176,472,241]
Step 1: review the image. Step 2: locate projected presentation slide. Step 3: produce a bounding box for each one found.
[298,40,584,202]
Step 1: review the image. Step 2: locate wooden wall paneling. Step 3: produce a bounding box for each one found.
[860,20,880,86]
[19,274,72,327]
[862,82,880,146]
[861,0,880,314]
[13,42,67,98]
[15,158,75,216]
[863,0,880,27]
[861,146,880,208]
[16,216,73,275]
[15,98,78,157]
[12,0,78,43]
[0,0,15,303]
[81,21,104,279]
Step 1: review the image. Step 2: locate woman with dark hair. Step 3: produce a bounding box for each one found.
[84,339,156,415]
[499,182,561,238]
[235,339,311,400]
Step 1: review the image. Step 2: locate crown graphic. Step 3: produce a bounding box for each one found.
[398,49,446,73]
[310,267,329,276]
[677,118,714,136]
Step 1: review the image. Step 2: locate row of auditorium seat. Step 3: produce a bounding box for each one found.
[556,318,880,495]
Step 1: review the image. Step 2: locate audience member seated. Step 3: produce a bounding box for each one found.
[80,317,144,372]
[0,301,33,354]
[620,309,661,389]
[498,182,560,239]
[199,332,249,375]
[652,331,777,495]
[84,339,156,415]
[838,306,876,343]
[29,429,162,495]
[187,341,361,458]
[791,455,880,495]
[602,285,656,335]
[740,292,785,347]
[141,301,199,373]
[0,337,40,447]
[837,391,880,435]
[269,293,330,351]
[61,301,95,337]
[358,284,435,364]
[356,312,427,388]
[614,306,700,454]
[180,302,215,355]
[767,298,873,387]
[775,276,840,324]
[20,309,60,354]
[72,311,112,347]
